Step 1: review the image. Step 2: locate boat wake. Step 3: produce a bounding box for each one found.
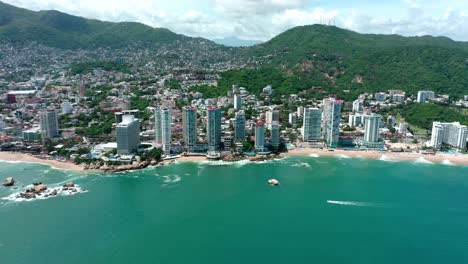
[327,200,376,207]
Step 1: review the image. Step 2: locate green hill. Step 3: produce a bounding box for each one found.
[244,25,468,98]
[0,1,194,48]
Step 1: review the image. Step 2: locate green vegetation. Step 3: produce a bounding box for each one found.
[70,61,132,75]
[244,25,468,98]
[0,1,188,49]
[400,103,468,130]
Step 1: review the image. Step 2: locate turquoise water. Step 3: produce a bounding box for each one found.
[1,156,468,263]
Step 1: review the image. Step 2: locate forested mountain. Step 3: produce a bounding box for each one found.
[1,1,467,98]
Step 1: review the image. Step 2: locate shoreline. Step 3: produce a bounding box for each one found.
[1,149,466,173]
[0,152,85,172]
[286,148,468,166]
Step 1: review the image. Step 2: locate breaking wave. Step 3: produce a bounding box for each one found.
[335,154,351,159]
[309,154,320,158]
[414,157,434,164]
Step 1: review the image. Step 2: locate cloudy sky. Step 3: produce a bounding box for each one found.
[4,0,468,41]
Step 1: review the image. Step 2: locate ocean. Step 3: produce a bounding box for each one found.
[1,156,468,264]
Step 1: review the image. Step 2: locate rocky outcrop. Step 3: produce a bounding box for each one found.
[83,158,162,173]
[34,184,47,193]
[63,182,75,188]
[3,177,14,186]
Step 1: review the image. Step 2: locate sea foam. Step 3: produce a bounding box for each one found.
[335,154,351,159]
[2,185,87,203]
[442,159,454,166]
[414,157,434,164]
[309,154,320,158]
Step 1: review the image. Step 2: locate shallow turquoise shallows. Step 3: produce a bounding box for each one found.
[1,156,468,264]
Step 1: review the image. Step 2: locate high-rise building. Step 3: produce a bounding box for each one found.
[234,95,243,110]
[271,121,280,148]
[154,108,162,144]
[160,108,172,153]
[40,110,59,138]
[417,91,435,103]
[288,113,297,124]
[297,106,304,117]
[61,102,73,114]
[182,106,197,152]
[207,106,222,151]
[266,110,279,129]
[116,115,140,155]
[302,107,322,142]
[352,99,364,113]
[322,98,343,148]
[348,113,367,128]
[431,122,468,150]
[364,113,381,143]
[235,111,246,143]
[255,121,265,152]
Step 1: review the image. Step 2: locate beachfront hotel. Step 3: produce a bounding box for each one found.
[235,110,246,143]
[182,106,197,152]
[39,109,59,138]
[302,107,322,142]
[431,122,468,150]
[207,106,222,151]
[322,98,343,148]
[116,115,140,155]
[255,121,265,152]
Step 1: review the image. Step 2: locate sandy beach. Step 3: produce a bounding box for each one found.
[286,148,468,166]
[0,152,85,172]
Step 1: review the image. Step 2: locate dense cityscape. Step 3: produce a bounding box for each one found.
[1,58,467,171]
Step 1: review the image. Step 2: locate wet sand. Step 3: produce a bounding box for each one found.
[0,152,85,172]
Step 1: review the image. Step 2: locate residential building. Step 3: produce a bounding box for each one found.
[160,108,172,153]
[302,107,322,142]
[22,127,41,141]
[364,113,381,143]
[154,108,162,144]
[40,110,59,138]
[322,98,343,148]
[431,122,468,150]
[374,92,387,102]
[116,115,140,155]
[288,113,297,124]
[255,121,265,152]
[417,90,435,103]
[182,106,197,152]
[352,99,364,113]
[234,95,242,110]
[235,110,246,143]
[61,102,73,114]
[207,106,222,151]
[271,121,280,148]
[265,110,279,129]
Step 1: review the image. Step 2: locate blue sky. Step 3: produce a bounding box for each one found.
[4,0,468,41]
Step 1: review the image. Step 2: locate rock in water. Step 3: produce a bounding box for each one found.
[34,184,47,193]
[63,182,75,188]
[3,177,15,186]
